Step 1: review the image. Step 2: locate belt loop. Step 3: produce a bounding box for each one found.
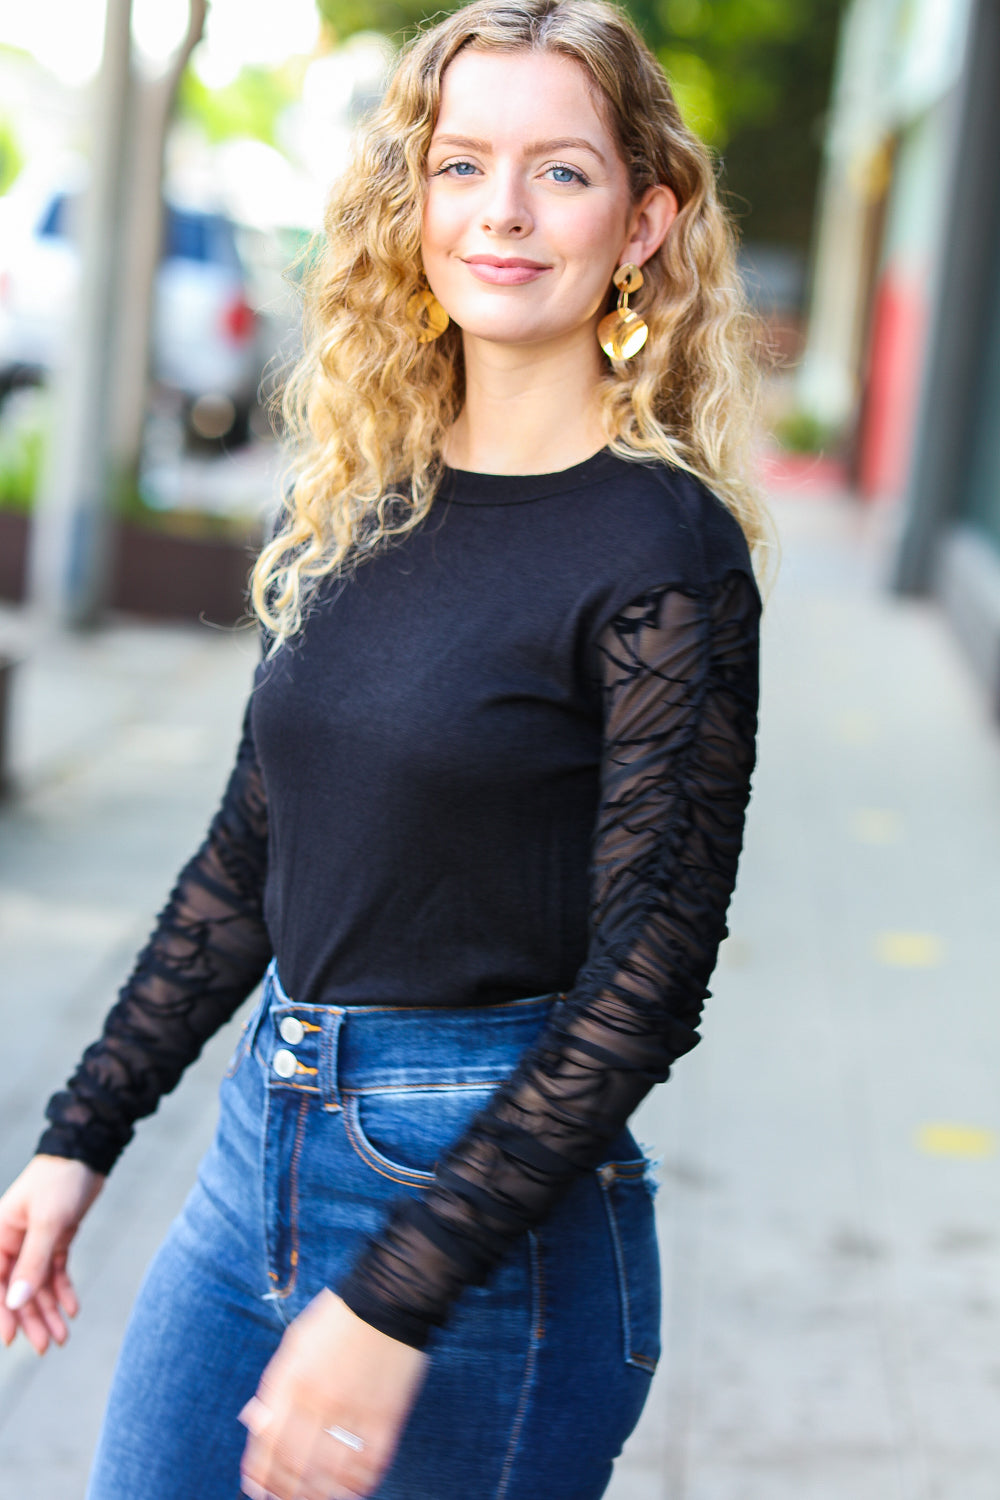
[322,1011,346,1111]
[267,958,292,1006]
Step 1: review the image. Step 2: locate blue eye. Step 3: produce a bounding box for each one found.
[439,160,478,176]
[547,164,586,185]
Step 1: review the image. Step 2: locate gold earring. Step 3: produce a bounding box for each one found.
[406,277,450,343]
[597,263,648,361]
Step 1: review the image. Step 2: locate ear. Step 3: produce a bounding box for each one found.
[619,184,679,269]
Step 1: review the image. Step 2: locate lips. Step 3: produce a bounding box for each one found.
[462,255,550,286]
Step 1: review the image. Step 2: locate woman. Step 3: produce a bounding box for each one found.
[0,2,768,1496]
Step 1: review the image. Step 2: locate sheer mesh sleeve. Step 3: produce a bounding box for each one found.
[338,569,760,1348]
[37,701,272,1175]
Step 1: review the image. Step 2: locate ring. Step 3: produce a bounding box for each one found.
[324,1424,366,1453]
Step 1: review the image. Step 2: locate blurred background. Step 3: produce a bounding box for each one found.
[1,0,999,1495]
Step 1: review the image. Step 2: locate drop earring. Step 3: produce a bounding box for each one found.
[597,263,648,361]
[406,275,450,343]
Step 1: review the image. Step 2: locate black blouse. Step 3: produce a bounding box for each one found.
[39,449,761,1349]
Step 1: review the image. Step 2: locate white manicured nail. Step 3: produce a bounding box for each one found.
[238,1396,273,1434]
[5,1280,32,1311]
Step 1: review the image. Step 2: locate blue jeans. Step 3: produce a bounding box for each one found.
[87,963,660,1500]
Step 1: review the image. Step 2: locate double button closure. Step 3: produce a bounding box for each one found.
[273,1016,306,1078]
[267,1000,345,1111]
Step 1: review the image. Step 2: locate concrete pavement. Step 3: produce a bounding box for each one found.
[1,486,999,1499]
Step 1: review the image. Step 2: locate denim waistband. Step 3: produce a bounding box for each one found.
[257,959,556,1110]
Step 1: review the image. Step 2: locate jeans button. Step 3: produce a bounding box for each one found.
[273,1048,298,1079]
[279,1016,305,1045]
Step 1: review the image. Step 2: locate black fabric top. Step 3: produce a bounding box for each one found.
[39,448,761,1349]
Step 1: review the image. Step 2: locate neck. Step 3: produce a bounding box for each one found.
[444,322,608,475]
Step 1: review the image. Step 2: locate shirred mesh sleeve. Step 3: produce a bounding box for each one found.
[37,701,272,1175]
[338,569,761,1348]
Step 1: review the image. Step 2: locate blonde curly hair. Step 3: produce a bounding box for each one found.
[253,0,770,645]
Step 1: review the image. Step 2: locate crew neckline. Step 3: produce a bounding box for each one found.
[441,447,620,506]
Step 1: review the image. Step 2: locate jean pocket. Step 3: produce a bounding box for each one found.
[597,1160,661,1373]
[343,1082,502,1187]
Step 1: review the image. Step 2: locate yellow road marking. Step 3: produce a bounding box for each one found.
[850,808,903,844]
[917,1124,996,1159]
[834,711,878,745]
[874,931,944,967]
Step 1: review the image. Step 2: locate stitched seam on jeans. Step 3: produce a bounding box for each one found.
[600,1179,633,1365]
[342,1099,435,1187]
[322,1013,338,1110]
[599,1178,657,1371]
[340,1079,505,1098]
[494,1233,543,1500]
[319,993,560,1017]
[223,1020,251,1079]
[270,1097,309,1299]
[263,1078,276,1286]
[532,1230,546,1342]
[601,1161,646,1181]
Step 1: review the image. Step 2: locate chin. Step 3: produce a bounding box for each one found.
[451,311,581,349]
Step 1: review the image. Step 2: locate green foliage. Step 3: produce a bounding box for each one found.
[636,0,844,246]
[657,48,723,143]
[773,407,838,454]
[0,115,24,196]
[0,394,46,512]
[635,0,803,145]
[705,0,845,248]
[315,0,432,43]
[177,62,302,147]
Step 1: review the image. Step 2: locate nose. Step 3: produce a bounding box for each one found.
[480,166,532,238]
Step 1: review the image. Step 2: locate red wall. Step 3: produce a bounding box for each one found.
[856,267,928,500]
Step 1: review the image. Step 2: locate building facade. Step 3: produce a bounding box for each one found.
[799,0,1000,711]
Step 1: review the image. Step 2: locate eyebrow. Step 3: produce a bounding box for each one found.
[431,134,608,166]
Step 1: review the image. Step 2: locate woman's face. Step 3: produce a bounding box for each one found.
[422,48,672,353]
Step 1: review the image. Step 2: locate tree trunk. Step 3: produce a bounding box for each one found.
[111,0,208,475]
[27,0,209,630]
[27,0,134,628]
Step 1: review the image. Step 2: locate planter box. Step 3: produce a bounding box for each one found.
[112,521,259,626]
[0,510,29,602]
[0,510,259,627]
[0,654,13,797]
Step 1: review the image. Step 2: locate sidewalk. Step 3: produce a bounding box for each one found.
[2,488,999,1499]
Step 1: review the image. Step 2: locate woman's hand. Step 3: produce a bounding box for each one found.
[240,1288,428,1500]
[0,1154,105,1354]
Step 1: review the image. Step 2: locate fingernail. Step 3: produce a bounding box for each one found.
[240,1480,270,1500]
[238,1396,273,1433]
[5,1280,32,1311]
